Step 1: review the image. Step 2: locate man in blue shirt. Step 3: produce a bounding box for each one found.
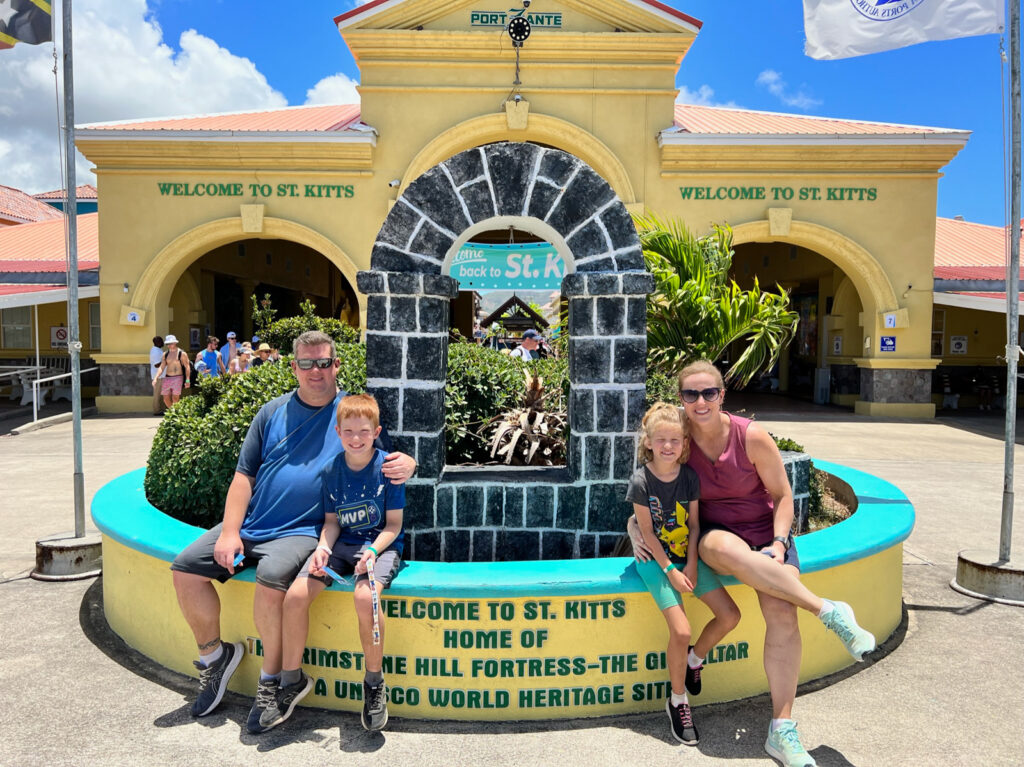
[170,330,416,730]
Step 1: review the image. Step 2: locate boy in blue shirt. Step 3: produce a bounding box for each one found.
[267,393,405,733]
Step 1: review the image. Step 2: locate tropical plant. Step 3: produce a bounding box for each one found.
[635,214,799,387]
[260,298,360,353]
[482,370,567,465]
[250,293,277,339]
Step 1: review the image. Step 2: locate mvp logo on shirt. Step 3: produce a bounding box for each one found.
[335,501,379,531]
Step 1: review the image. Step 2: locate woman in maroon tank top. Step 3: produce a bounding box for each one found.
[632,360,876,767]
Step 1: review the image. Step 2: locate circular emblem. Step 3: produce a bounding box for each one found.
[850,0,926,21]
[127,311,139,323]
[507,15,531,43]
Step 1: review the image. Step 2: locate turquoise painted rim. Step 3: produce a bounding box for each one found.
[91,460,913,599]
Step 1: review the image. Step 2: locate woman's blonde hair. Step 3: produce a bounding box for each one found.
[637,401,689,465]
[677,359,724,395]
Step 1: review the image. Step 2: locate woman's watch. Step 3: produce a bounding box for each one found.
[772,535,791,549]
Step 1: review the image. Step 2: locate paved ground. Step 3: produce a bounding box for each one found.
[2,399,1022,766]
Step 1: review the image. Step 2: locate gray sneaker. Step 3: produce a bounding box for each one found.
[820,600,876,661]
[246,677,280,734]
[361,680,389,732]
[256,672,313,731]
[190,640,243,717]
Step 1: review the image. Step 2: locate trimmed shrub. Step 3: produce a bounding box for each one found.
[144,344,365,527]
[260,299,360,354]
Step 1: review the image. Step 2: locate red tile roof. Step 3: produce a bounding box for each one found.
[672,104,965,137]
[0,185,65,225]
[0,284,63,296]
[0,213,99,272]
[78,104,364,133]
[933,217,1024,281]
[34,184,98,200]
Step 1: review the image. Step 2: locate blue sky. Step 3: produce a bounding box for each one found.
[1,0,1013,226]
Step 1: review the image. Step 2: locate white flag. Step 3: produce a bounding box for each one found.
[804,0,1004,60]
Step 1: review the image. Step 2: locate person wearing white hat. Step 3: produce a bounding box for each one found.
[220,331,240,370]
[152,333,191,408]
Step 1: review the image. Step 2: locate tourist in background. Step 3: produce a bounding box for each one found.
[150,336,165,416]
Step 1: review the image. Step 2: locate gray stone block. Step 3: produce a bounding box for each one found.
[556,485,586,530]
[621,272,655,295]
[596,389,625,433]
[367,386,399,432]
[495,529,539,561]
[570,388,595,433]
[527,179,562,222]
[406,336,446,381]
[561,273,586,296]
[569,435,583,481]
[588,482,631,532]
[365,333,403,379]
[456,485,484,527]
[460,180,497,223]
[485,142,541,216]
[584,436,612,479]
[403,484,435,530]
[409,221,455,261]
[418,297,449,333]
[626,297,646,336]
[445,529,470,562]
[504,486,525,527]
[546,166,615,235]
[538,149,580,184]
[416,433,444,479]
[526,485,555,528]
[375,201,423,249]
[389,296,417,333]
[411,530,441,561]
[626,389,647,431]
[485,486,504,526]
[577,533,597,558]
[387,272,420,295]
[422,274,459,298]
[566,219,610,261]
[613,338,647,384]
[472,530,495,562]
[403,388,444,432]
[356,270,385,294]
[598,533,623,557]
[390,433,415,462]
[568,298,593,336]
[444,148,485,187]
[542,531,575,560]
[595,297,625,336]
[99,364,151,396]
[366,295,387,332]
[371,244,437,274]
[577,256,615,272]
[400,166,472,239]
[614,248,645,271]
[613,436,636,480]
[570,338,611,383]
[601,203,640,250]
[435,485,454,527]
[587,273,620,295]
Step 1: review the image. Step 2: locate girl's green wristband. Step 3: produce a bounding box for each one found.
[366,546,378,557]
[662,563,677,574]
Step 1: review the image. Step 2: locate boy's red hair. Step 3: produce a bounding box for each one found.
[336,393,380,429]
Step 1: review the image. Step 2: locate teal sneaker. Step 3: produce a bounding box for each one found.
[765,720,816,767]
[820,600,876,661]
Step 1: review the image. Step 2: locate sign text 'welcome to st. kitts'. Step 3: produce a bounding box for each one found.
[157,181,355,199]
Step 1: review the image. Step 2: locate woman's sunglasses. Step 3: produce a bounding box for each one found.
[293,357,335,370]
[680,387,722,404]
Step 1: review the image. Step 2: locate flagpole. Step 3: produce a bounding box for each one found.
[62,0,85,538]
[1000,0,1020,563]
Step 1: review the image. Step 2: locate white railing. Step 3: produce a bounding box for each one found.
[31,367,97,422]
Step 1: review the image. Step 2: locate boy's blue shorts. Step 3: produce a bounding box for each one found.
[636,557,725,610]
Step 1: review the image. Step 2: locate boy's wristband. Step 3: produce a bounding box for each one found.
[366,546,378,557]
[316,544,332,555]
[662,563,677,574]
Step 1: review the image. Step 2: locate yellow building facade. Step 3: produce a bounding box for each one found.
[77,0,968,417]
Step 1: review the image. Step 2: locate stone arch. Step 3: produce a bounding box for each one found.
[400,113,637,204]
[372,142,643,275]
[130,217,364,331]
[731,219,900,327]
[358,142,654,564]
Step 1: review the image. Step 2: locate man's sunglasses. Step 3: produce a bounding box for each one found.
[293,357,335,370]
[680,387,722,403]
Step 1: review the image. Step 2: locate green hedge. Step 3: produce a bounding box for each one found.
[144,344,365,528]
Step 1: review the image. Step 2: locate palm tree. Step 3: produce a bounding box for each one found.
[635,214,798,387]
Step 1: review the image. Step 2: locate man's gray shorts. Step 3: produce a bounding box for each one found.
[170,523,317,592]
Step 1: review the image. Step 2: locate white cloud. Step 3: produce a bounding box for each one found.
[0,0,287,193]
[755,69,821,111]
[304,73,360,105]
[675,84,741,109]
